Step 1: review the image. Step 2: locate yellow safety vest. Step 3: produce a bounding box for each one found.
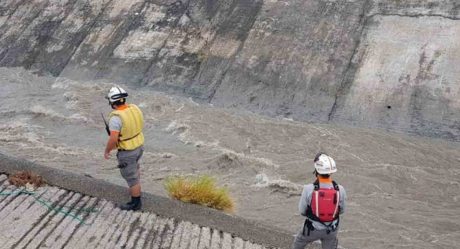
[109,104,144,150]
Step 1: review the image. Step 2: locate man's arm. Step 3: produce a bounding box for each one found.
[298,185,312,216]
[104,131,119,159]
[339,185,346,214]
[104,115,122,159]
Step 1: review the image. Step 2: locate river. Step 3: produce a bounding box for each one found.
[1,67,459,249]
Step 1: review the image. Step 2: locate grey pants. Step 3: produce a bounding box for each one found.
[292,225,338,249]
[116,146,144,187]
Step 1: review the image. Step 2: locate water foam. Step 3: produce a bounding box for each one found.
[165,121,192,142]
[28,105,88,122]
[30,105,67,120]
[165,120,280,170]
[254,173,302,195]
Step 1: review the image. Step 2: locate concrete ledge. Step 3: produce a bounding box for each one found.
[0,152,293,248]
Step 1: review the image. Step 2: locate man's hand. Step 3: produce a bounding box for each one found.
[104,150,111,159]
[104,131,119,159]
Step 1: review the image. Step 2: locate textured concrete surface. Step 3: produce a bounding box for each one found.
[333,14,460,140]
[0,152,295,249]
[0,0,459,140]
[0,173,279,249]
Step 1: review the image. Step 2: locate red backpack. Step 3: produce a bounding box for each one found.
[306,180,340,223]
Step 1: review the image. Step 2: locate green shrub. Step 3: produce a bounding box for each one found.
[164,175,234,213]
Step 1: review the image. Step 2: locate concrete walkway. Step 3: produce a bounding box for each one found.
[0,174,275,249]
[0,153,300,248]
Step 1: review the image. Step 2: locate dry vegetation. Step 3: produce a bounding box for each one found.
[164,175,234,213]
[8,171,45,188]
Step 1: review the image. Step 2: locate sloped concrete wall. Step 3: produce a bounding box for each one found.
[0,0,459,140]
[211,0,368,122]
[332,14,460,140]
[330,0,460,140]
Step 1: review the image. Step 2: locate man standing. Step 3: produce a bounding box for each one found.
[292,152,346,249]
[104,86,144,211]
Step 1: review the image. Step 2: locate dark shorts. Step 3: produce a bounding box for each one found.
[116,146,144,187]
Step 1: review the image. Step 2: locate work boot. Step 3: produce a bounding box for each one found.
[120,198,142,211]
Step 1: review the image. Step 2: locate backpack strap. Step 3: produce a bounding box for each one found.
[313,179,320,190]
[302,218,315,236]
[332,180,340,191]
[305,206,339,234]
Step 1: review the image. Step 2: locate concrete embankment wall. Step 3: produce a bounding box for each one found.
[0,152,293,248]
[0,0,459,140]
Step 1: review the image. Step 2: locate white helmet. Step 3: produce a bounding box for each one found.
[106,86,128,104]
[313,153,337,174]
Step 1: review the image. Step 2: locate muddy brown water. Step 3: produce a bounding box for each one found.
[1,67,459,249]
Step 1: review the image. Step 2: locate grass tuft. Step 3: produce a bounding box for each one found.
[164,175,234,213]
